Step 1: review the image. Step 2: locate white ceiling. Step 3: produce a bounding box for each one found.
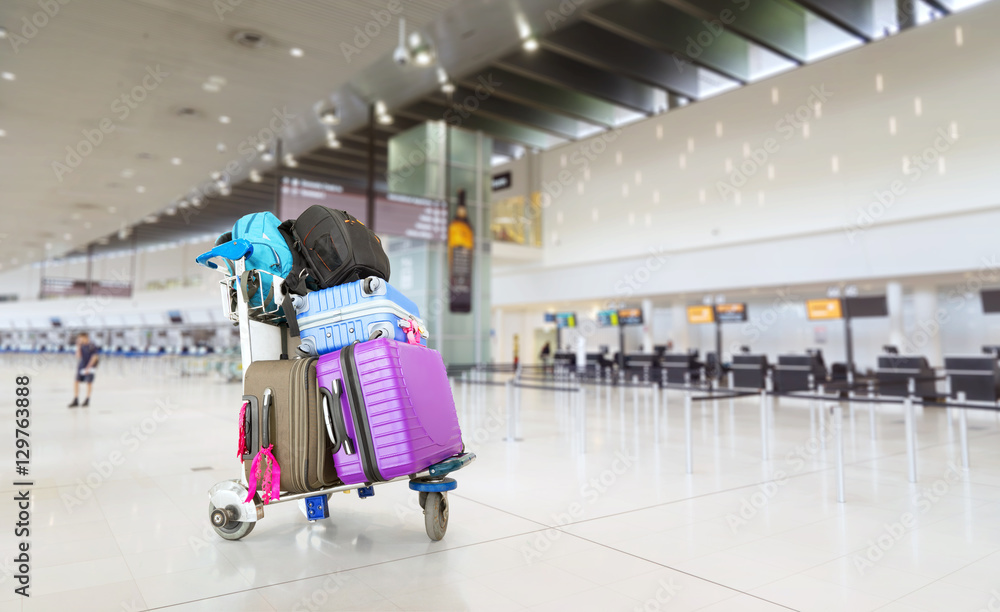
[0,0,458,266]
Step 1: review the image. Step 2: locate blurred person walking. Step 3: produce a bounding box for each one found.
[68,332,100,408]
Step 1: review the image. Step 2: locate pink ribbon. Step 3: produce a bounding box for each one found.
[237,401,248,458]
[244,444,281,505]
[399,318,424,345]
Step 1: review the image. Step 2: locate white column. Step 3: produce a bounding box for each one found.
[492,307,504,364]
[912,285,942,367]
[641,298,654,353]
[887,281,905,350]
[671,302,689,351]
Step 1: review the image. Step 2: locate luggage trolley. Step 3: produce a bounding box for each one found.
[196,239,475,541]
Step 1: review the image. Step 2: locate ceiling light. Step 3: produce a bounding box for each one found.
[375,100,387,116]
[178,199,190,209]
[190,196,203,207]
[202,82,221,93]
[171,157,182,165]
[436,67,449,84]
[284,153,298,168]
[441,81,455,94]
[219,115,231,124]
[1,72,15,81]
[377,113,393,125]
[290,47,304,57]
[319,107,339,126]
[135,185,146,193]
[249,169,262,182]
[165,207,177,216]
[412,47,433,66]
[0,27,7,39]
[219,185,231,196]
[326,134,341,149]
[216,142,227,153]
[255,142,267,152]
[121,168,135,178]
[522,37,539,52]
[261,151,274,162]
[0,129,6,137]
[144,216,158,224]
[210,171,222,180]
[97,237,109,245]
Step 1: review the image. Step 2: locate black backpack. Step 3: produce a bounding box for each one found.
[283,206,390,294]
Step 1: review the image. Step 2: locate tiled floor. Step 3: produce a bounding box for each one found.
[3,358,1000,610]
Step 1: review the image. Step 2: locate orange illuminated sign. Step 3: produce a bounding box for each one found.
[807,299,843,321]
[687,305,715,324]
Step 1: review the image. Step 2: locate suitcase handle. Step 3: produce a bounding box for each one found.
[261,388,272,448]
[196,239,253,270]
[322,381,355,455]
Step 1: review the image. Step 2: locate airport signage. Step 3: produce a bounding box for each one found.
[714,303,747,323]
[807,299,843,321]
[687,305,715,324]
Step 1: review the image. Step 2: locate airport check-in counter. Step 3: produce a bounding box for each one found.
[876,355,938,398]
[621,353,660,382]
[945,355,1000,402]
[774,353,828,392]
[731,354,769,389]
[662,352,702,384]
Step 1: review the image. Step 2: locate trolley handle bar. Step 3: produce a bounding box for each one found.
[196,239,253,270]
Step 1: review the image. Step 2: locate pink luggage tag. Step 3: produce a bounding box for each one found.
[398,318,424,345]
[244,444,281,505]
[237,401,248,458]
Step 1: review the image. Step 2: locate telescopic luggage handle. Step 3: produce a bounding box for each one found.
[196,239,254,270]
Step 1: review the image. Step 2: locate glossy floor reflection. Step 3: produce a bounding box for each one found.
[4,359,1000,610]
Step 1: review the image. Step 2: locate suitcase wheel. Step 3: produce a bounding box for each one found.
[208,500,255,541]
[422,491,448,542]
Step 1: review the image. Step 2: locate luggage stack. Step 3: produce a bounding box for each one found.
[199,205,473,542]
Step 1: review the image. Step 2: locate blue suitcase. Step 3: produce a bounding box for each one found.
[292,276,427,356]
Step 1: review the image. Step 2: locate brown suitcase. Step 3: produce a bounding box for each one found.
[242,357,338,494]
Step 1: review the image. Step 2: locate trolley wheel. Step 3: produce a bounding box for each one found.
[208,500,255,541]
[423,492,448,541]
[418,491,428,509]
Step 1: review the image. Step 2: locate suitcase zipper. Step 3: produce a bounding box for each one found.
[339,343,383,483]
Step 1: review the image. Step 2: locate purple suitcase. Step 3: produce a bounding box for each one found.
[315,338,463,485]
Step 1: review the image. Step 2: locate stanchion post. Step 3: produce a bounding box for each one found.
[685,390,693,475]
[905,377,918,483]
[760,389,769,460]
[958,391,970,471]
[834,402,845,503]
[868,379,876,440]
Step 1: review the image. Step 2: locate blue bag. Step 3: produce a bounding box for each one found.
[230,212,294,309]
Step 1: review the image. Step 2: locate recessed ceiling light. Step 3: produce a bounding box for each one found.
[219,115,231,124]
[326,136,341,149]
[290,47,304,57]
[165,207,177,216]
[136,185,146,193]
[441,81,455,94]
[319,107,339,125]
[0,129,6,137]
[284,153,298,167]
[121,168,135,178]
[261,151,274,162]
[219,185,232,196]
[1,72,15,81]
[377,113,393,125]
[190,196,202,207]
[210,171,222,180]
[144,215,158,224]
[0,27,8,40]
[202,82,221,93]
[249,169,262,182]
[522,37,538,52]
[216,142,227,153]
[171,157,182,165]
